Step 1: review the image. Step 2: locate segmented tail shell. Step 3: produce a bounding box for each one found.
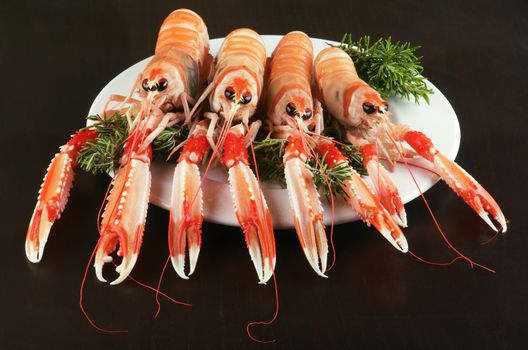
[314,47,384,123]
[266,31,313,122]
[209,29,267,113]
[214,28,266,95]
[155,9,209,67]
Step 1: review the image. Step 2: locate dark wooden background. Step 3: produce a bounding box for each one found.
[1,0,526,349]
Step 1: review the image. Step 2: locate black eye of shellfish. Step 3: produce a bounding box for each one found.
[224,87,235,100]
[141,79,150,92]
[362,103,376,114]
[286,102,296,116]
[157,78,168,91]
[302,109,312,120]
[241,94,252,104]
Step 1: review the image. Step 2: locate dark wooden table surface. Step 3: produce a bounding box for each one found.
[1,0,526,349]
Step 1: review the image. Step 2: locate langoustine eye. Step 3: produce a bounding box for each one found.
[362,103,376,114]
[157,78,168,91]
[302,109,312,120]
[241,94,252,104]
[224,87,235,100]
[141,78,169,92]
[141,79,150,92]
[286,102,296,116]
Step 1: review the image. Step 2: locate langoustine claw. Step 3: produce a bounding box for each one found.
[358,142,407,227]
[169,121,209,279]
[26,129,98,263]
[316,140,408,252]
[402,130,507,232]
[94,133,152,285]
[284,135,328,277]
[223,124,276,284]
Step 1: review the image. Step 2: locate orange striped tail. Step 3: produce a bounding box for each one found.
[155,9,209,67]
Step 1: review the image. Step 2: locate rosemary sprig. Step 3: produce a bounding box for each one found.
[152,125,189,161]
[252,138,288,187]
[308,143,366,199]
[338,144,367,177]
[339,34,433,104]
[77,113,188,174]
[251,138,365,198]
[77,113,128,175]
[307,159,351,199]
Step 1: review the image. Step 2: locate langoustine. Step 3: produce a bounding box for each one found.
[313,46,507,245]
[172,28,276,283]
[264,31,329,276]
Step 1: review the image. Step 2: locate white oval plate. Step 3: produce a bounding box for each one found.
[89,35,460,229]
